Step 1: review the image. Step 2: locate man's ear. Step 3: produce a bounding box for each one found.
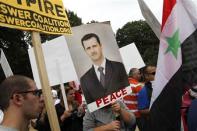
[12,94,24,106]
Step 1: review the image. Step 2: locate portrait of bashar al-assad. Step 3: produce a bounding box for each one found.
[80,33,129,104]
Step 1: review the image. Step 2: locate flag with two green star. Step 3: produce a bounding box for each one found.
[146,0,197,130]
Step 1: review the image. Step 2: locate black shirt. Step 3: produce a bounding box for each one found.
[55,103,83,131]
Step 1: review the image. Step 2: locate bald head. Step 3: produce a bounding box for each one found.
[129,68,141,81]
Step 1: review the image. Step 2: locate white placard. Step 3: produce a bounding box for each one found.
[0,49,13,77]
[0,109,3,124]
[56,60,69,111]
[119,43,145,73]
[28,36,78,89]
[138,0,161,39]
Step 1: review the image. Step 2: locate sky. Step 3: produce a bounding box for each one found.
[63,0,163,32]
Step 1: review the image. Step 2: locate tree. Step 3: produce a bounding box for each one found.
[0,27,32,82]
[67,10,82,27]
[116,20,159,65]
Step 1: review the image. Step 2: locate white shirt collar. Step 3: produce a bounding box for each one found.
[93,58,106,73]
[93,59,106,81]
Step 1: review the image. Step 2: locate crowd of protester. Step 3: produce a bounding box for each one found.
[0,67,196,131]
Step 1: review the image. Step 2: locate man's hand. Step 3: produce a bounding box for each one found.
[106,120,120,131]
[111,102,121,113]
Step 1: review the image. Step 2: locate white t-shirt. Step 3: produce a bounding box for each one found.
[0,125,18,131]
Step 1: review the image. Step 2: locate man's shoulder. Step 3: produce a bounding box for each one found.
[107,59,124,68]
[107,59,123,65]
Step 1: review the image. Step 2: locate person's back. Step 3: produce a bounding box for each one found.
[0,75,44,131]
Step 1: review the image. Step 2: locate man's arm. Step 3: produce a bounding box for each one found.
[112,102,136,126]
[83,110,96,131]
[83,110,121,131]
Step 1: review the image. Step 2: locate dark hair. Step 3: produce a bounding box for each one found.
[143,65,156,74]
[0,75,33,110]
[59,86,74,100]
[81,33,101,48]
[60,86,79,107]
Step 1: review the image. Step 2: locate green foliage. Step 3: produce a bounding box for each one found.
[86,20,99,24]
[116,20,159,65]
[67,10,82,27]
[0,27,33,82]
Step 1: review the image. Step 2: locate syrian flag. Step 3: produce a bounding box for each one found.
[148,0,197,130]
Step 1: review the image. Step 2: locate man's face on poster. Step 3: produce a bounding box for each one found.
[83,37,103,62]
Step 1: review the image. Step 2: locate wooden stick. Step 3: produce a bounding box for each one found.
[31,32,60,131]
[55,59,69,111]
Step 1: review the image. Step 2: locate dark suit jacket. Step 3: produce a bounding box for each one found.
[80,59,129,104]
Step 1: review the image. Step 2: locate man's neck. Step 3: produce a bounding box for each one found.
[2,109,29,131]
[93,57,105,66]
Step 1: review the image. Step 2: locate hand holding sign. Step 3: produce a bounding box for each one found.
[111,102,121,113]
[111,102,121,121]
[106,120,120,131]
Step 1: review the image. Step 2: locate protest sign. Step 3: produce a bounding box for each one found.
[0,0,72,129]
[0,0,71,34]
[65,23,130,112]
[0,49,13,77]
[138,0,161,39]
[28,36,78,89]
[29,36,79,111]
[119,43,145,73]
